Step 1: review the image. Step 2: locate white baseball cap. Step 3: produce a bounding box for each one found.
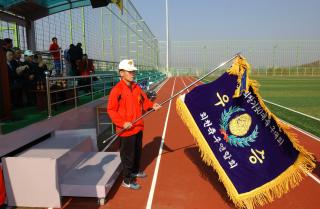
[118,59,138,71]
[24,50,34,56]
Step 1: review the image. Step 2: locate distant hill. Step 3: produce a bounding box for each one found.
[300,60,320,67]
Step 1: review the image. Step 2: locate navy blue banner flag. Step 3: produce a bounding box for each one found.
[176,56,315,209]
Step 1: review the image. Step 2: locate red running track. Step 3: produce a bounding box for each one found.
[60,77,320,209]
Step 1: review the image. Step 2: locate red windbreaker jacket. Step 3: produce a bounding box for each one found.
[107,79,154,137]
[49,43,61,60]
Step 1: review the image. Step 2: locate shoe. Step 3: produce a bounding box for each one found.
[132,171,147,178]
[121,180,141,190]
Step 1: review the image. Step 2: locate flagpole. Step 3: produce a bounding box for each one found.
[102,53,241,148]
[166,0,169,74]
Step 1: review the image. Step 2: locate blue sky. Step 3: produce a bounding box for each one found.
[131,0,320,41]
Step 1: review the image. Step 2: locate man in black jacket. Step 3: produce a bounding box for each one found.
[68,44,78,76]
[22,50,37,105]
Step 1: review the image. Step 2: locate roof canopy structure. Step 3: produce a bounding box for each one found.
[0,0,97,20]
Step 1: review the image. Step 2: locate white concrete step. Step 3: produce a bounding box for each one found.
[60,152,121,198]
[18,134,95,177]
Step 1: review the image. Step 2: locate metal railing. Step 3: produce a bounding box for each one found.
[45,71,166,118]
[36,49,157,74]
[45,73,119,118]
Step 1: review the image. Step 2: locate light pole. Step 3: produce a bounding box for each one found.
[203,45,207,75]
[272,44,278,76]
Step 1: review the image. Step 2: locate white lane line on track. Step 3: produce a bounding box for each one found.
[278,119,320,142]
[155,77,169,93]
[146,77,177,209]
[180,77,189,93]
[186,77,199,87]
[308,173,320,185]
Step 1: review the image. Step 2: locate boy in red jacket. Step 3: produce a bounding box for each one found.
[107,59,161,190]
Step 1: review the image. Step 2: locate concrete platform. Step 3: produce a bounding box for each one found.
[2,130,122,208]
[60,152,121,198]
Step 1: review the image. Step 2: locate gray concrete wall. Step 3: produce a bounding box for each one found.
[0,98,107,158]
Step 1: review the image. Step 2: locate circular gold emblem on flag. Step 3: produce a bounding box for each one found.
[219,106,259,147]
[229,113,252,136]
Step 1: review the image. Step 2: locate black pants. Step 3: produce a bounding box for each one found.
[10,84,23,108]
[119,131,143,183]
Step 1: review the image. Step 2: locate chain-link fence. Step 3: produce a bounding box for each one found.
[0,20,27,50]
[0,0,159,70]
[159,40,320,76]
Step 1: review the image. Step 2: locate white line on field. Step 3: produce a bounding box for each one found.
[262,99,320,123]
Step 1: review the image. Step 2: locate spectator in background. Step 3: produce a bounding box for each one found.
[22,50,37,105]
[78,54,94,92]
[6,50,23,108]
[79,54,94,76]
[34,53,48,83]
[3,38,13,52]
[0,39,6,117]
[75,43,83,61]
[49,37,61,76]
[11,47,28,76]
[12,47,22,65]
[11,47,29,105]
[68,44,78,76]
[63,45,72,76]
[74,43,83,74]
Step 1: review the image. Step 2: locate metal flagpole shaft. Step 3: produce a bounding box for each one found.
[157,52,241,107]
[166,0,169,74]
[102,53,241,147]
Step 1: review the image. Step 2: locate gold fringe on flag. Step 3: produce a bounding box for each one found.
[176,57,315,209]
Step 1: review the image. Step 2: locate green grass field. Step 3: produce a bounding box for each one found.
[202,76,320,137]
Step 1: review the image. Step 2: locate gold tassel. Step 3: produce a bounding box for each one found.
[228,56,251,98]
